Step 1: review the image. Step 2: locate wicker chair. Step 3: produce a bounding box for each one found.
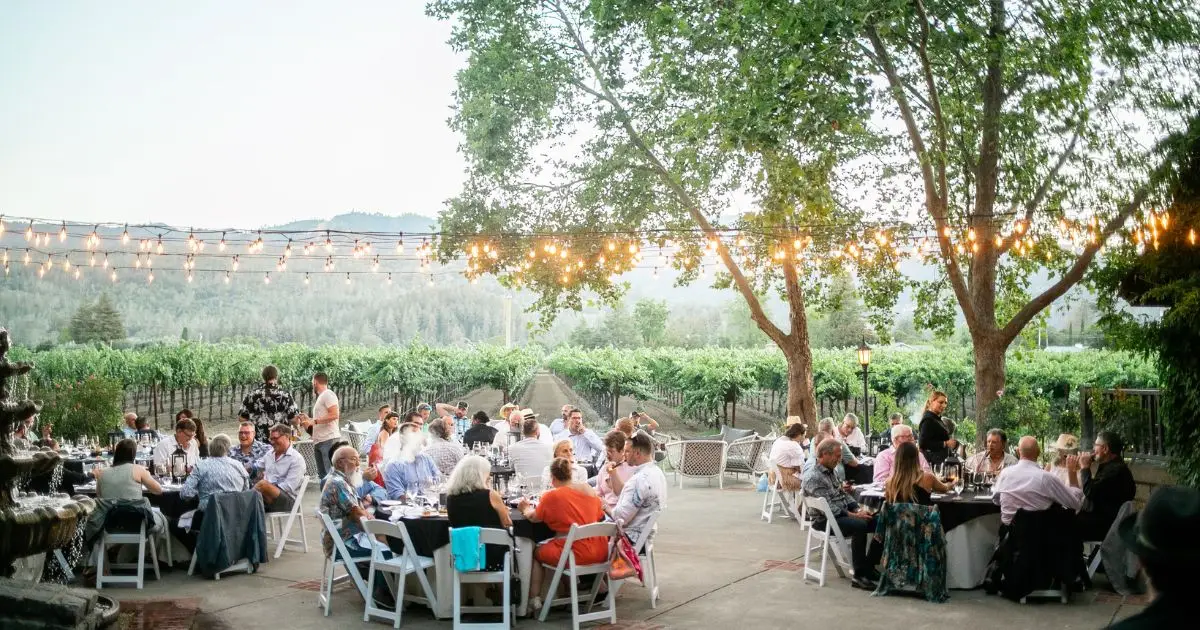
[293,441,320,483]
[724,436,770,481]
[345,431,366,454]
[664,439,728,489]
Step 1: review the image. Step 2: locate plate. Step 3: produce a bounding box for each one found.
[379,500,406,507]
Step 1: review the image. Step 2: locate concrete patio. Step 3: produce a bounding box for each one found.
[104,477,1147,629]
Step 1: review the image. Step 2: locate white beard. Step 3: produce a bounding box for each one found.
[384,430,423,464]
[347,470,364,489]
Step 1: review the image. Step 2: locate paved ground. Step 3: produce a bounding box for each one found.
[104,476,1147,629]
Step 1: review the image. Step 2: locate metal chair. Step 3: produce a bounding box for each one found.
[664,440,727,489]
[724,436,769,481]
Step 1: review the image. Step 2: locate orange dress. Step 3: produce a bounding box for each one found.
[369,438,386,490]
[534,486,608,566]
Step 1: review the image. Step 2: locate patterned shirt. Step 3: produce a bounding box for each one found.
[612,461,668,544]
[965,451,1019,475]
[382,455,440,500]
[319,470,364,558]
[181,456,249,505]
[229,440,271,477]
[240,383,299,443]
[449,413,471,439]
[802,462,859,519]
[423,438,465,477]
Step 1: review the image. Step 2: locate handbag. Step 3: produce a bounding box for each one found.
[607,523,643,582]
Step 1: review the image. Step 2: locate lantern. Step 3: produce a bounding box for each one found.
[171,447,187,482]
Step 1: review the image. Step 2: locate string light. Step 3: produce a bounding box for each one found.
[147,271,154,284]
[0,216,5,237]
[121,225,130,245]
[111,269,118,282]
[345,273,352,285]
[25,221,33,241]
[225,271,231,284]
[58,222,67,241]
[304,272,310,285]
[264,272,270,284]
[219,232,226,250]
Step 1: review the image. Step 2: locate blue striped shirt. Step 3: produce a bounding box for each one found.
[181,456,249,505]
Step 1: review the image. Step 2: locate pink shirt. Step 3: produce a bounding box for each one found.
[596,462,634,510]
[992,459,1083,524]
[872,446,930,484]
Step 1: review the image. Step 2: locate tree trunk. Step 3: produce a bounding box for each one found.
[971,334,1008,448]
[781,337,818,427]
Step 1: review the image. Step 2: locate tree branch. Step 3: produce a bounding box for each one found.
[866,24,977,327]
[550,0,789,345]
[913,0,949,202]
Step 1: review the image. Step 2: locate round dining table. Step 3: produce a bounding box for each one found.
[855,485,1001,589]
[374,502,556,618]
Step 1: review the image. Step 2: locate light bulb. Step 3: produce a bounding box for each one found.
[147,271,154,284]
[304,273,310,285]
[187,272,193,283]
[111,270,118,282]
[25,222,33,241]
[59,222,67,241]
[345,273,351,285]
[225,271,231,284]
[121,226,130,244]
[264,273,270,284]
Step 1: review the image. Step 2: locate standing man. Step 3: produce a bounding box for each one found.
[802,438,881,590]
[556,408,605,467]
[1077,430,1136,541]
[241,365,299,444]
[297,372,340,482]
[462,411,497,449]
[436,401,471,439]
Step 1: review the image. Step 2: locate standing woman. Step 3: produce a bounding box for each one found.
[917,390,956,466]
[178,409,210,459]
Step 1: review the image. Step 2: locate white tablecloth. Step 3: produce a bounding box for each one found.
[945,512,1001,589]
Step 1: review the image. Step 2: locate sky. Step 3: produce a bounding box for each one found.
[0,0,465,229]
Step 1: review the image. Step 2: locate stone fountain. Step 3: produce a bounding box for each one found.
[0,327,114,629]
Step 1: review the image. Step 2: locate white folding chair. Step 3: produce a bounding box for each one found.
[450,527,514,630]
[362,519,438,628]
[95,519,160,589]
[801,496,852,587]
[610,512,660,609]
[267,478,310,558]
[537,522,618,630]
[317,511,371,616]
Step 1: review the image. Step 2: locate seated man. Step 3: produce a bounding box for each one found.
[610,432,667,545]
[965,428,1018,475]
[992,436,1082,526]
[1110,486,1196,629]
[508,418,553,479]
[873,425,930,484]
[462,410,498,449]
[254,423,307,513]
[230,418,270,479]
[382,423,440,500]
[321,445,394,608]
[182,434,249,505]
[839,413,868,456]
[802,438,881,590]
[423,418,466,477]
[121,412,139,439]
[1077,430,1136,541]
[152,418,200,471]
[491,410,525,451]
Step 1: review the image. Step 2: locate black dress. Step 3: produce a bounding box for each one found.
[918,410,951,465]
[446,489,508,570]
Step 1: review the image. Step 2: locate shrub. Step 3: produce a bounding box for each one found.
[36,375,124,441]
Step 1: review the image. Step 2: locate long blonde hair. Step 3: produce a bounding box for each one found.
[884,442,925,504]
[924,389,948,412]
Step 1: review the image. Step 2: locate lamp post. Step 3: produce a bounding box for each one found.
[857,338,872,449]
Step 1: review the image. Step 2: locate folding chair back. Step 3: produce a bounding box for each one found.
[450,527,514,630]
[801,496,851,586]
[362,519,437,628]
[538,522,619,629]
[317,510,371,616]
[95,516,160,590]
[612,511,661,608]
[267,476,310,558]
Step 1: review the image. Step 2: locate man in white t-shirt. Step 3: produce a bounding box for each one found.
[297,372,340,481]
[839,413,868,455]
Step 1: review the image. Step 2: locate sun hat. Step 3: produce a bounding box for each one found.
[1118,486,1200,565]
[1050,433,1079,452]
[520,408,539,421]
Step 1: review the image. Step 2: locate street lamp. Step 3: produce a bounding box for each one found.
[857,338,872,450]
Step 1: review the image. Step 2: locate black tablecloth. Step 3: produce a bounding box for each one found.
[75,487,199,523]
[856,491,999,532]
[376,507,555,558]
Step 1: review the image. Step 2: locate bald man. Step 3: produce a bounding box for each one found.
[991,436,1083,525]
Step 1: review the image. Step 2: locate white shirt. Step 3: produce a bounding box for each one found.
[842,426,867,450]
[769,438,805,478]
[612,461,668,544]
[152,434,200,469]
[541,462,588,489]
[311,388,341,443]
[992,459,1083,525]
[509,438,553,479]
[535,422,554,447]
[262,445,307,496]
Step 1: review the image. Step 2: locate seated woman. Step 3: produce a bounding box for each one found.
[519,458,607,612]
[769,423,807,491]
[85,439,168,563]
[357,412,398,505]
[540,440,588,490]
[319,445,394,608]
[446,455,514,572]
[884,442,949,506]
[596,431,633,511]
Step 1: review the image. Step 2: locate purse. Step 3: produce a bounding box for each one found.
[607,523,643,582]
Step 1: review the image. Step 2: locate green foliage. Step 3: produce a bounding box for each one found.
[36,375,124,441]
[67,293,127,345]
[1089,390,1150,454]
[987,386,1053,443]
[632,299,669,346]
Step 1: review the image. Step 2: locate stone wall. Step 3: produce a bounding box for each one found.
[1129,459,1174,509]
[0,577,103,630]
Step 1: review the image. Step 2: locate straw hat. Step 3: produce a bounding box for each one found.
[1050,433,1079,452]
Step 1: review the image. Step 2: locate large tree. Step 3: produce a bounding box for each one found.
[429,0,894,423]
